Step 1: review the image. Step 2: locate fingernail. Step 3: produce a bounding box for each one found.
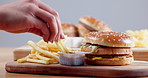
[56,38,59,42]
[62,35,65,39]
[43,39,47,43]
[58,37,60,41]
[54,38,57,42]
[49,39,52,43]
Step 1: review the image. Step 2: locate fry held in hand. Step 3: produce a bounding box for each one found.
[37,40,60,52]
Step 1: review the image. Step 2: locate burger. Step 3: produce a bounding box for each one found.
[76,23,91,37]
[76,16,112,37]
[62,23,79,37]
[81,31,135,65]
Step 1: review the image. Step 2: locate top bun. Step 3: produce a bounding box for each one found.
[79,16,112,31]
[84,31,135,47]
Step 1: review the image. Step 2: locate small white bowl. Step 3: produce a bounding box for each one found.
[59,51,90,66]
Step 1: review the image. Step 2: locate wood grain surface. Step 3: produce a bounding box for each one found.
[6,61,148,77]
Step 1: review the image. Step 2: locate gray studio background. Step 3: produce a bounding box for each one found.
[0,0,148,47]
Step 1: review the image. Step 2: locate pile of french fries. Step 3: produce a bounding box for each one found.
[126,29,148,48]
[17,39,68,65]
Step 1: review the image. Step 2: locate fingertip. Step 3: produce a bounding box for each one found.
[51,40,53,43]
[58,36,60,41]
[55,37,59,42]
[43,38,48,43]
[55,33,61,42]
[62,35,65,39]
[43,34,49,42]
[54,38,57,42]
[48,37,53,43]
[60,34,65,39]
[47,38,52,43]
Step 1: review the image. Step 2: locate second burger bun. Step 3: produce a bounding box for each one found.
[84,31,135,47]
[79,16,112,31]
[62,23,79,37]
[76,16,112,37]
[76,24,91,37]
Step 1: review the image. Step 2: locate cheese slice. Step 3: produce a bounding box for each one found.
[114,56,126,59]
[92,57,102,60]
[92,56,127,60]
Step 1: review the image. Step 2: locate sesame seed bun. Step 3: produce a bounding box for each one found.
[79,16,112,31]
[62,23,79,37]
[85,55,134,65]
[76,24,91,37]
[84,31,135,47]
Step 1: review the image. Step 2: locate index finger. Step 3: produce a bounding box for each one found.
[35,8,58,42]
[37,0,64,40]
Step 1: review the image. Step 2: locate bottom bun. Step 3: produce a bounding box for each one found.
[85,57,134,65]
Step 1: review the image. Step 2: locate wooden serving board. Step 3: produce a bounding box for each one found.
[13,46,148,61]
[6,61,148,77]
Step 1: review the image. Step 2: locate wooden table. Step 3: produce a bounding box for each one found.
[0,48,89,78]
[0,48,148,78]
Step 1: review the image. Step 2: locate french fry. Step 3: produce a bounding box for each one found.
[31,49,36,54]
[37,39,60,52]
[126,29,148,48]
[51,61,59,64]
[47,58,58,64]
[17,57,27,63]
[47,42,60,52]
[27,41,59,62]
[36,54,51,61]
[37,40,49,50]
[28,54,39,59]
[55,39,69,53]
[59,40,69,53]
[53,53,59,56]
[26,58,49,65]
[55,41,66,53]
[18,38,68,65]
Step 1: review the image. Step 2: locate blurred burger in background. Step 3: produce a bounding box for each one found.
[76,16,112,37]
[62,23,79,37]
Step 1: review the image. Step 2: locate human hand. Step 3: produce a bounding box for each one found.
[0,0,64,42]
